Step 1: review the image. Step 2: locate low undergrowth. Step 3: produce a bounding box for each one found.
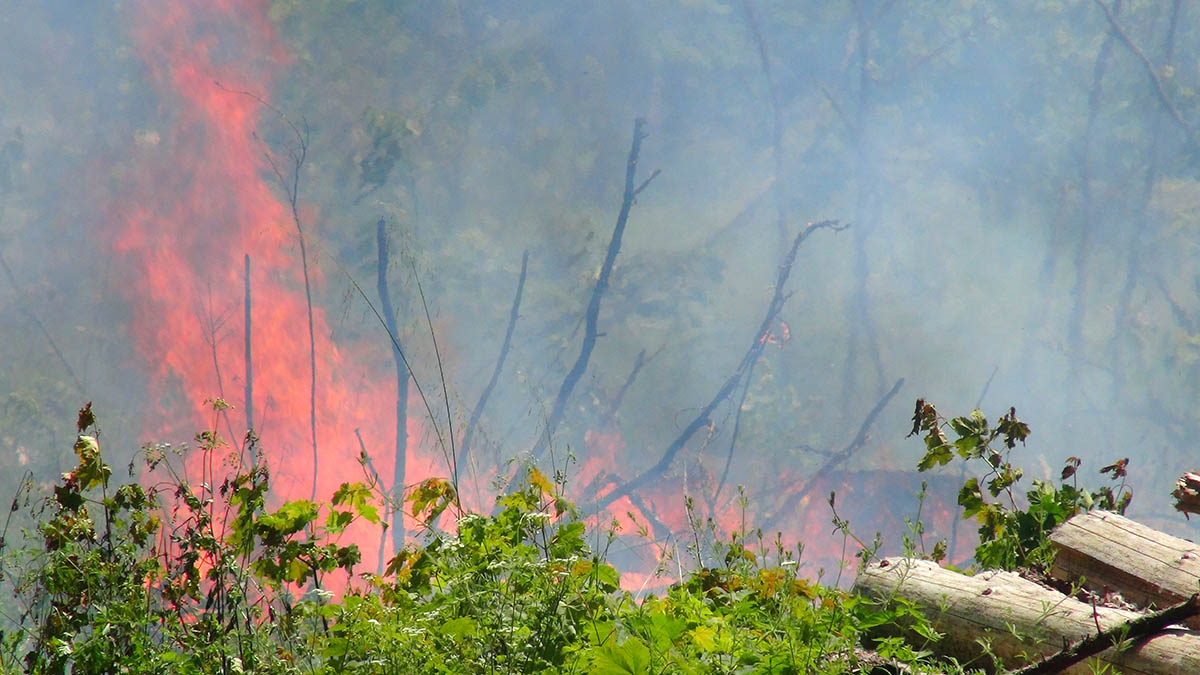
[0,401,1134,674]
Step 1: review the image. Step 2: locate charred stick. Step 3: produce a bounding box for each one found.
[602,346,663,428]
[713,358,758,508]
[376,217,410,549]
[760,377,903,533]
[626,489,672,541]
[458,249,529,484]
[533,117,654,461]
[1011,593,1200,675]
[598,220,846,511]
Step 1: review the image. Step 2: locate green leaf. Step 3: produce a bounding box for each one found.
[440,616,477,638]
[54,483,84,511]
[590,638,652,675]
[691,625,717,652]
[259,500,319,537]
[325,509,353,535]
[958,478,986,519]
[954,435,978,458]
[595,562,621,590]
[321,637,349,659]
[917,443,954,471]
[73,435,111,490]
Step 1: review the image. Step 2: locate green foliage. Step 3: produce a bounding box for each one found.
[20,400,1146,672]
[911,399,1133,571]
[0,407,977,674]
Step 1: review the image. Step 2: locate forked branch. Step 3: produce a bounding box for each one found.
[533,117,658,461]
[598,219,847,510]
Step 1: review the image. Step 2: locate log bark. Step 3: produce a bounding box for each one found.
[854,557,1200,674]
[1050,510,1200,628]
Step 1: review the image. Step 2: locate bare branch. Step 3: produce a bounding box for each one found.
[598,220,847,511]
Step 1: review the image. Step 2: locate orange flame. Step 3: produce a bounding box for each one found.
[114,0,453,573]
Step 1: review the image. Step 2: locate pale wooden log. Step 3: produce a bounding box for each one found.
[854,557,1200,674]
[1049,510,1200,628]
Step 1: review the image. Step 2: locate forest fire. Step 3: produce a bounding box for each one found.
[112,0,448,570]
[106,0,966,592]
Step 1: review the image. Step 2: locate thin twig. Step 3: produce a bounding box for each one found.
[225,83,452,501]
[243,254,254,466]
[458,250,529,485]
[533,117,654,462]
[354,428,388,576]
[601,346,662,427]
[713,358,758,507]
[599,220,847,510]
[760,377,904,533]
[257,105,318,502]
[198,285,241,456]
[411,260,458,510]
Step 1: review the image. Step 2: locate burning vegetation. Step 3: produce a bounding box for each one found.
[3,0,1200,671]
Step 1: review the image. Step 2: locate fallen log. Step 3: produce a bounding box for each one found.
[854,557,1200,674]
[1049,510,1200,628]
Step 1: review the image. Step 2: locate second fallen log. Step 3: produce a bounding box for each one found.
[1049,510,1200,628]
[854,557,1200,674]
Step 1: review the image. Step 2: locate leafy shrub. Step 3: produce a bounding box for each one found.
[2,403,1015,673]
[910,399,1133,572]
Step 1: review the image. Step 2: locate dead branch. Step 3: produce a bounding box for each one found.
[1108,0,1183,400]
[458,250,529,484]
[1011,594,1200,675]
[712,357,758,508]
[251,90,319,502]
[597,220,847,511]
[760,377,903,534]
[376,217,410,548]
[533,117,655,462]
[1173,472,1200,517]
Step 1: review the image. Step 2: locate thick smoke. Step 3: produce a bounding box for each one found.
[0,1,1198,581]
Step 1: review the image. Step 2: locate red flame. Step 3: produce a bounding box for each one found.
[112,0,457,573]
[112,0,971,594]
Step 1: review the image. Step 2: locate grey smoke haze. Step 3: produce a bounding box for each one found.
[1,0,1198,569]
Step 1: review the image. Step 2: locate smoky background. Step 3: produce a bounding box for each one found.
[0,0,1198,577]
